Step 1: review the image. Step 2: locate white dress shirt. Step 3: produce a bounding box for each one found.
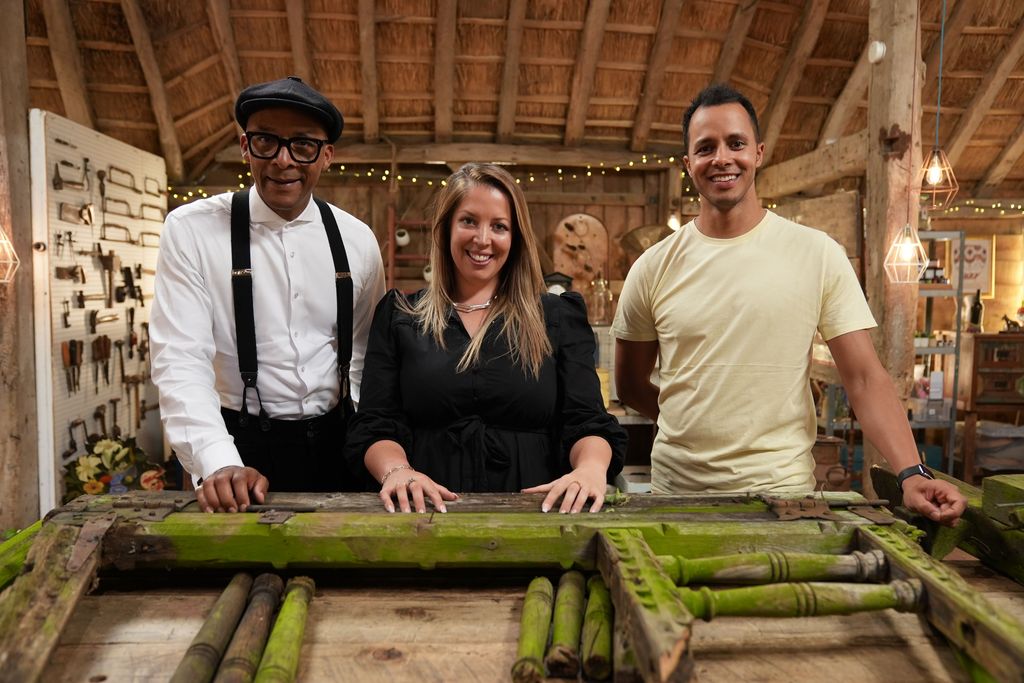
[150,189,385,482]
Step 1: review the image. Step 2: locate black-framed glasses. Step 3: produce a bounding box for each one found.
[245,132,329,164]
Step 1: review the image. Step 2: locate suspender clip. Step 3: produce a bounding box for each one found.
[232,268,253,278]
[336,271,351,280]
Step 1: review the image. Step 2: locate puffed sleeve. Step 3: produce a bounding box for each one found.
[344,290,416,484]
[551,292,627,482]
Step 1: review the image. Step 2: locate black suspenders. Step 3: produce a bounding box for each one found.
[230,189,353,429]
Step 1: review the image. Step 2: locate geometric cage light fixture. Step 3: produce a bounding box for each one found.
[920,0,958,211]
[884,222,929,283]
[0,223,19,284]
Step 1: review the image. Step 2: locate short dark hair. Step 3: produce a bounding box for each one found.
[682,84,760,152]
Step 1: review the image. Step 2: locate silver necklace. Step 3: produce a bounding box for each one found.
[453,297,493,313]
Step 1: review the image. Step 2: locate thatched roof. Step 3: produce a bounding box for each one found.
[23,0,1024,201]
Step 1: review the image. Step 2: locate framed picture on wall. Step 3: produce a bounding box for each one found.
[949,236,996,299]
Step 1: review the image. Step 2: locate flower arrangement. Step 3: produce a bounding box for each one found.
[63,435,167,503]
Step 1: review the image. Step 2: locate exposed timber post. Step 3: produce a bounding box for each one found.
[0,0,38,529]
[863,0,923,497]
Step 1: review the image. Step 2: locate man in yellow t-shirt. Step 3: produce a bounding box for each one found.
[612,84,966,526]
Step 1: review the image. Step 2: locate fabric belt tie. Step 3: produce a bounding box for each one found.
[445,416,545,492]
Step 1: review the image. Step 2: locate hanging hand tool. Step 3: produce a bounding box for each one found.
[127,307,137,359]
[61,300,71,328]
[139,204,165,222]
[107,165,142,194]
[139,399,160,423]
[99,249,121,308]
[144,176,164,197]
[88,310,119,334]
[52,157,89,191]
[75,290,106,309]
[91,337,101,393]
[96,335,111,385]
[137,231,161,249]
[65,419,86,458]
[55,265,86,282]
[109,398,122,439]
[114,340,126,390]
[61,341,74,393]
[73,339,84,392]
[59,201,95,225]
[93,404,108,438]
[76,242,103,259]
[138,322,150,363]
[101,222,136,245]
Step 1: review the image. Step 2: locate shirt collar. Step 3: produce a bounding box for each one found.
[248,188,319,229]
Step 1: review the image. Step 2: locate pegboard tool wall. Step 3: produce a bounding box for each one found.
[30,110,167,515]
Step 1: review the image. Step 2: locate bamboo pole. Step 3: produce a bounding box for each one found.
[511,576,553,683]
[678,579,924,621]
[581,575,613,680]
[544,570,586,677]
[658,549,887,585]
[253,576,316,683]
[171,573,254,683]
[214,574,285,683]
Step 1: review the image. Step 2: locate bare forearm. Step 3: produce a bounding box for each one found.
[364,440,411,484]
[843,371,921,473]
[617,380,660,422]
[568,435,612,472]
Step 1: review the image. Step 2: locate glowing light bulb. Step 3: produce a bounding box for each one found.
[667,213,681,231]
[898,238,917,262]
[925,160,943,186]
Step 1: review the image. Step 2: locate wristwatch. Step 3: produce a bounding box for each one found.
[896,464,935,491]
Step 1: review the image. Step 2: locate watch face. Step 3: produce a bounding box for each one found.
[547,284,567,295]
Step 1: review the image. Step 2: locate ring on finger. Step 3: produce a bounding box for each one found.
[406,477,418,487]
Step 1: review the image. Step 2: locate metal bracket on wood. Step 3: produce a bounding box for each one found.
[761,495,845,522]
[848,506,896,525]
[66,512,117,572]
[257,510,296,525]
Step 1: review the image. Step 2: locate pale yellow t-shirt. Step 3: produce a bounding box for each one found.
[612,211,876,493]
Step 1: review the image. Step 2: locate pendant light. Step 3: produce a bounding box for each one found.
[884,221,929,283]
[920,0,958,210]
[0,223,19,284]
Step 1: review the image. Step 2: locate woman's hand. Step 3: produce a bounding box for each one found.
[521,462,608,513]
[380,469,459,513]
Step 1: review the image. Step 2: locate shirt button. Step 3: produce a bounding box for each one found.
[293,292,300,299]
[289,251,295,258]
[300,367,306,373]
[293,332,299,338]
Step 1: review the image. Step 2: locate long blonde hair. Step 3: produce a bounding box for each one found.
[406,163,551,377]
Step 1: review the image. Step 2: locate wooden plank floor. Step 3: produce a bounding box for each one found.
[43,553,1021,682]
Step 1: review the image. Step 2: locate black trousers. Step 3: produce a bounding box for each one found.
[220,403,362,492]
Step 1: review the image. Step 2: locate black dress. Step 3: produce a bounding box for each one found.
[345,289,627,492]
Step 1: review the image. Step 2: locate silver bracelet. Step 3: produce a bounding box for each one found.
[380,464,412,485]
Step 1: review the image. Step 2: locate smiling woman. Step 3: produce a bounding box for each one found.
[345,163,627,516]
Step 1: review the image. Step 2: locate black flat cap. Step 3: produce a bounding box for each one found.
[235,76,344,143]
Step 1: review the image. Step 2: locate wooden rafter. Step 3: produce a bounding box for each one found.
[120,0,184,181]
[630,0,684,152]
[286,0,313,83]
[758,129,868,198]
[496,0,527,144]
[974,116,1024,196]
[205,0,243,103]
[817,43,868,147]
[433,0,457,143]
[40,0,94,128]
[563,0,611,146]
[712,0,758,85]
[189,129,238,182]
[944,16,1024,165]
[184,120,236,160]
[218,140,667,168]
[922,0,974,100]
[357,0,379,143]
[760,0,829,164]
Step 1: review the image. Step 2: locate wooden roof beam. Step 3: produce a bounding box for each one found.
[760,0,829,164]
[817,43,868,147]
[945,16,1024,165]
[217,140,671,167]
[712,0,758,85]
[758,128,867,198]
[496,0,527,144]
[120,0,184,181]
[41,0,94,128]
[563,0,611,146]
[922,0,974,100]
[357,0,379,143]
[974,116,1024,197]
[286,0,313,83]
[206,0,244,103]
[433,0,457,143]
[630,0,684,152]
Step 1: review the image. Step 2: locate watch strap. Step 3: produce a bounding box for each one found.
[896,464,934,490]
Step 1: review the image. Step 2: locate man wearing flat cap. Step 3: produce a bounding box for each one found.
[151,76,385,512]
